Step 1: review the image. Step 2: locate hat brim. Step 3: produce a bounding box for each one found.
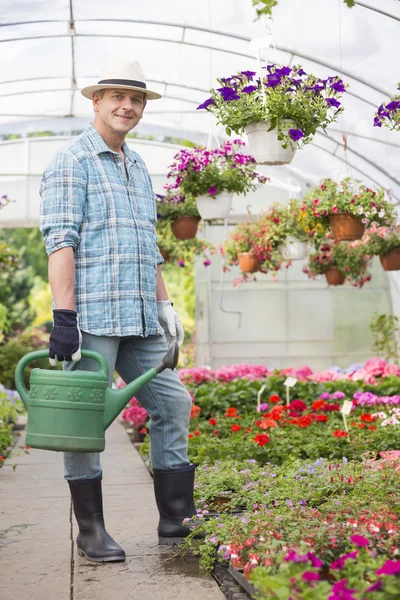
[81,84,161,100]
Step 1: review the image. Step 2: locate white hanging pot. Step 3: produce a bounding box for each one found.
[280,238,308,261]
[196,191,233,220]
[245,121,297,166]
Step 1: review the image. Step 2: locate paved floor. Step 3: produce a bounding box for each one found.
[0,421,223,600]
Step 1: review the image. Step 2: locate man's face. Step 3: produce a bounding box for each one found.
[93,88,146,134]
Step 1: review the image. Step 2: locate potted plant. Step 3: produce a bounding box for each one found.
[163,141,268,221]
[374,83,400,131]
[157,193,201,240]
[224,222,261,273]
[197,65,347,165]
[275,200,310,260]
[156,214,214,265]
[301,178,395,241]
[303,240,373,287]
[365,226,400,271]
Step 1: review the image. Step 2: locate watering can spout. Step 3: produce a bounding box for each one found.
[103,343,179,430]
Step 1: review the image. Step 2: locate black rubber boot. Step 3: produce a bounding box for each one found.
[68,476,126,562]
[153,464,204,545]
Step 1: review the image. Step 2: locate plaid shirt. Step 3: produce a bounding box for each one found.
[40,124,164,337]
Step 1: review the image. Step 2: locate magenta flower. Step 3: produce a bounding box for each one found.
[284,550,309,563]
[207,186,218,196]
[330,551,358,570]
[302,571,320,581]
[376,560,400,576]
[350,535,369,547]
[177,260,185,267]
[203,259,211,267]
[366,581,382,592]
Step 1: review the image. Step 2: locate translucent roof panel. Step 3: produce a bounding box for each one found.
[1,0,399,197]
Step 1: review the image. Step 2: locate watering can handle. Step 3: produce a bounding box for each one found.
[14,349,109,410]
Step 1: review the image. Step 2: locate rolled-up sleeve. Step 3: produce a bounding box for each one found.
[39,152,87,256]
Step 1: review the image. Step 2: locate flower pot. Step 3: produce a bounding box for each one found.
[380,249,400,271]
[325,267,345,286]
[171,216,200,240]
[245,121,297,166]
[280,238,308,261]
[329,213,365,241]
[196,191,233,220]
[238,253,260,273]
[159,248,170,262]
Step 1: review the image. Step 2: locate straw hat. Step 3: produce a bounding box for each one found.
[81,57,161,100]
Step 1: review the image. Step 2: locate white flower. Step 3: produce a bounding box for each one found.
[372,412,387,419]
[366,211,370,217]
[371,206,377,214]
[358,206,364,215]
[379,209,385,217]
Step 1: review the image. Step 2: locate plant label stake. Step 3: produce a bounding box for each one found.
[341,399,353,439]
[283,377,297,406]
[257,384,267,412]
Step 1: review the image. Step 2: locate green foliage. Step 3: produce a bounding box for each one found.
[0,425,13,459]
[157,195,201,222]
[253,0,355,18]
[366,226,400,257]
[0,265,36,333]
[0,228,48,280]
[0,393,18,426]
[370,313,399,362]
[0,328,49,389]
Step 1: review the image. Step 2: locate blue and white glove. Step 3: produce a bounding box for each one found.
[49,309,82,366]
[157,301,185,348]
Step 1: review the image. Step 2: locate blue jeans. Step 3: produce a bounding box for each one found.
[63,332,192,480]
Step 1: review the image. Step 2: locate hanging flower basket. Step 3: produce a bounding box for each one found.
[280,238,308,261]
[329,213,365,241]
[380,249,400,271]
[245,121,297,166]
[325,267,345,286]
[196,191,233,220]
[171,216,200,240]
[238,253,260,273]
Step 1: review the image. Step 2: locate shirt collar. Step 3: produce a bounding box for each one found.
[83,124,137,163]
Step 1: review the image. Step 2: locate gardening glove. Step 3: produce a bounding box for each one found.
[157,300,185,348]
[49,309,82,366]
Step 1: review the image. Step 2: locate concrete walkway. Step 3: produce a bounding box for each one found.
[0,421,223,600]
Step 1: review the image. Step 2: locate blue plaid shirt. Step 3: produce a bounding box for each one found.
[40,124,164,337]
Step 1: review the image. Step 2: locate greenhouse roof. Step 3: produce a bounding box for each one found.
[1,0,400,198]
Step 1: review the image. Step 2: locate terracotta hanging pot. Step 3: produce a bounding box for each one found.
[171,216,200,240]
[380,249,400,271]
[325,267,345,286]
[238,253,260,273]
[159,248,170,262]
[329,213,365,241]
[245,120,297,166]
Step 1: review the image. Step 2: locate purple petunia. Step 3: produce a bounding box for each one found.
[326,98,341,108]
[203,259,211,267]
[386,100,400,111]
[266,73,282,88]
[276,66,291,77]
[197,97,215,110]
[207,186,218,196]
[330,80,346,94]
[178,260,185,267]
[242,85,258,94]
[289,129,305,141]
[366,581,382,593]
[374,116,382,127]
[241,70,257,79]
[298,68,307,76]
[217,86,240,102]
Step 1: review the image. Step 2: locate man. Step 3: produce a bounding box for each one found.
[39,58,197,562]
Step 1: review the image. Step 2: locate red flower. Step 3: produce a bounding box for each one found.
[212,429,220,436]
[297,415,313,428]
[231,424,242,433]
[360,414,375,422]
[289,399,307,412]
[225,407,239,418]
[332,430,348,438]
[188,433,194,439]
[190,405,201,418]
[209,418,217,426]
[312,400,325,410]
[139,427,148,434]
[193,430,201,436]
[259,418,278,430]
[358,424,366,429]
[368,425,377,431]
[254,434,270,446]
[269,395,281,403]
[255,420,262,427]
[322,403,340,412]
[313,415,328,423]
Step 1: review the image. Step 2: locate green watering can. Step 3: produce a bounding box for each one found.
[14,344,179,453]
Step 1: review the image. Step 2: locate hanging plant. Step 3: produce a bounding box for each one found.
[156,193,201,240]
[374,83,400,132]
[364,225,400,271]
[303,240,373,288]
[163,141,268,220]
[197,65,347,164]
[300,178,395,242]
[252,0,355,19]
